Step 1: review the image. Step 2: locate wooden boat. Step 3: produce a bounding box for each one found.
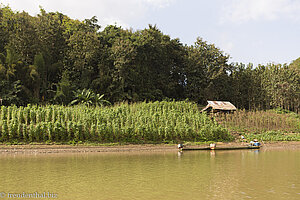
[181,146,260,151]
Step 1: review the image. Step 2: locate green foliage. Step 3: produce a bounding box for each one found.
[54,70,73,105]
[0,5,299,114]
[0,101,233,143]
[70,89,110,107]
[290,57,300,70]
[230,63,300,112]
[0,80,23,105]
[185,38,231,104]
[216,109,300,137]
[244,131,300,141]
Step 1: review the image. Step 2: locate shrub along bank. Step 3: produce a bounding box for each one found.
[215,109,300,141]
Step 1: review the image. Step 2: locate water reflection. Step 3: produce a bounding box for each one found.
[253,149,260,154]
[210,150,216,157]
[177,151,183,157]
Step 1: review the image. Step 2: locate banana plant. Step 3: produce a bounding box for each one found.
[94,93,111,106]
[70,89,111,107]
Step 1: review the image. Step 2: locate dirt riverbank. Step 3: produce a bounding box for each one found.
[0,141,299,154]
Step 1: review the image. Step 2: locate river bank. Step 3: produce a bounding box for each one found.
[0,141,300,154]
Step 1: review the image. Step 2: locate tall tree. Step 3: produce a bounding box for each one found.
[185,38,231,104]
[66,17,101,89]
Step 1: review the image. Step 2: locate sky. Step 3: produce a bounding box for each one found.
[1,0,300,66]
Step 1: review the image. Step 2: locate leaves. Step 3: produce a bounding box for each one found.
[0,5,298,114]
[0,101,233,143]
[185,38,231,104]
[70,89,110,107]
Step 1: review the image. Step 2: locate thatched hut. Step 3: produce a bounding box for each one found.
[201,101,237,113]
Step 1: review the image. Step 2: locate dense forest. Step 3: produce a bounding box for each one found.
[0,6,299,112]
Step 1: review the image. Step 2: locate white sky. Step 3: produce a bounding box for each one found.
[1,0,300,66]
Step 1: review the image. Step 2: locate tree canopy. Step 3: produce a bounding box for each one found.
[0,6,299,113]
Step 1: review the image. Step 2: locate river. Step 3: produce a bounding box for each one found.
[0,148,299,200]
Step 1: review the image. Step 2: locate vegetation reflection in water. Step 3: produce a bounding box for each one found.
[0,149,299,200]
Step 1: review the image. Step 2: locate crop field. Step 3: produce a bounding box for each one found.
[0,101,232,143]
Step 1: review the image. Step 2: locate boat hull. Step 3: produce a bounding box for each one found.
[181,146,260,151]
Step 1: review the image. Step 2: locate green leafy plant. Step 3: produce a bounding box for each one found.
[69,89,110,107]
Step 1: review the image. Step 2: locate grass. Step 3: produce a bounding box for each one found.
[215,109,300,141]
[243,131,300,142]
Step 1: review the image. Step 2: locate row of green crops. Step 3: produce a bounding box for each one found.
[0,101,233,143]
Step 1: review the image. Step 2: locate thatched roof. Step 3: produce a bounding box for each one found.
[201,101,237,112]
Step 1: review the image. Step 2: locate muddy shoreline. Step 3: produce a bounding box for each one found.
[0,141,299,154]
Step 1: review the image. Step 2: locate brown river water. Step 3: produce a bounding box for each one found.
[0,149,299,200]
